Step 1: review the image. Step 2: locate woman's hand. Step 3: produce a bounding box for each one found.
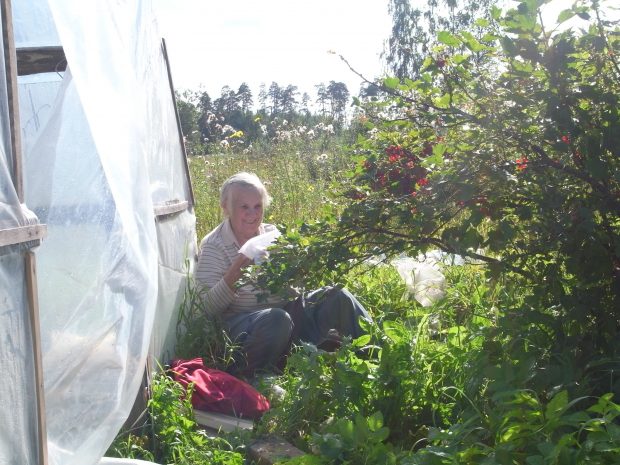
[223,253,252,290]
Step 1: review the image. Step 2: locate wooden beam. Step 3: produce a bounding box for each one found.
[161,38,195,209]
[1,0,22,199]
[17,46,66,76]
[193,409,254,433]
[153,199,189,218]
[0,224,47,247]
[25,252,49,465]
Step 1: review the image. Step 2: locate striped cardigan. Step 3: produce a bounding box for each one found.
[194,219,285,318]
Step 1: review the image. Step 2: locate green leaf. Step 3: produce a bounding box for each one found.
[462,31,486,52]
[545,390,568,420]
[435,93,452,108]
[352,334,372,347]
[432,143,447,157]
[383,77,400,90]
[584,157,608,180]
[482,33,499,43]
[526,455,545,465]
[475,18,490,27]
[462,228,483,248]
[437,30,461,47]
[501,37,519,57]
[491,5,502,20]
[422,151,444,168]
[382,321,406,343]
[367,411,384,432]
[557,9,575,24]
[452,53,468,64]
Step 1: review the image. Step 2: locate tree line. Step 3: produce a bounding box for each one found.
[176,80,352,154]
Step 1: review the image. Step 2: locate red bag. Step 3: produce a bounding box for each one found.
[170,358,270,420]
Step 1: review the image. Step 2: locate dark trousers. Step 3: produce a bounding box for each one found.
[224,287,370,376]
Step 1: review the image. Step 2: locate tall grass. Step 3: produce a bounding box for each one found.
[189,141,352,241]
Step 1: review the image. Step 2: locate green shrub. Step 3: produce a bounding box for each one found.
[108,372,248,465]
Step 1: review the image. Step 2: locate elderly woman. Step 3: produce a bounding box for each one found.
[195,171,370,376]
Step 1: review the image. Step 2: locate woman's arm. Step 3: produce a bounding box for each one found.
[195,242,250,314]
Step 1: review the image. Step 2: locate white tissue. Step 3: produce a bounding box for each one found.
[239,228,281,263]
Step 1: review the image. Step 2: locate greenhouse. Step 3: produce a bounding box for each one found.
[0,1,196,464]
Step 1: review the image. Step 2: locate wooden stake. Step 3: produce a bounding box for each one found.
[25,252,49,465]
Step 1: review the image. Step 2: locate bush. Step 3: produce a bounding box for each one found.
[258,0,620,395]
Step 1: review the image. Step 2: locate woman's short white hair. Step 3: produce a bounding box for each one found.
[220,171,272,214]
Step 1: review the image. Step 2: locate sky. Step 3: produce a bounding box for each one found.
[152,0,393,102]
[151,0,620,104]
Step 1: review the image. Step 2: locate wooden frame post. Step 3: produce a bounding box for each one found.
[161,37,195,209]
[1,1,49,465]
[1,0,21,196]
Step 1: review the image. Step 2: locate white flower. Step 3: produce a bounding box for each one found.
[317,153,329,162]
[221,124,235,135]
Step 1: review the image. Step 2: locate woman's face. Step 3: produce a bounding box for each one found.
[225,185,264,244]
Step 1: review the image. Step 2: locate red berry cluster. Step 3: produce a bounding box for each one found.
[516,156,528,171]
[561,134,584,166]
[364,145,429,196]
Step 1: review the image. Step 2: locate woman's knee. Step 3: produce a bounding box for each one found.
[332,288,364,313]
[256,308,293,344]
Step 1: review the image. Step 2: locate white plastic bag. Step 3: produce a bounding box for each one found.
[392,255,446,307]
[239,228,281,264]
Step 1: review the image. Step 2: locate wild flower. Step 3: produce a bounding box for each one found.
[221,124,236,135]
[516,156,528,171]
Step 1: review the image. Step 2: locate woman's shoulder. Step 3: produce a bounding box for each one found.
[199,221,227,248]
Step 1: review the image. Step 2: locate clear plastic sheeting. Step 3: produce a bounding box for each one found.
[18,73,64,165]
[24,70,156,465]
[393,255,447,307]
[0,17,14,179]
[0,16,20,234]
[6,1,196,465]
[12,0,60,48]
[0,145,22,234]
[0,256,38,465]
[152,209,196,364]
[145,40,191,207]
[99,458,160,465]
